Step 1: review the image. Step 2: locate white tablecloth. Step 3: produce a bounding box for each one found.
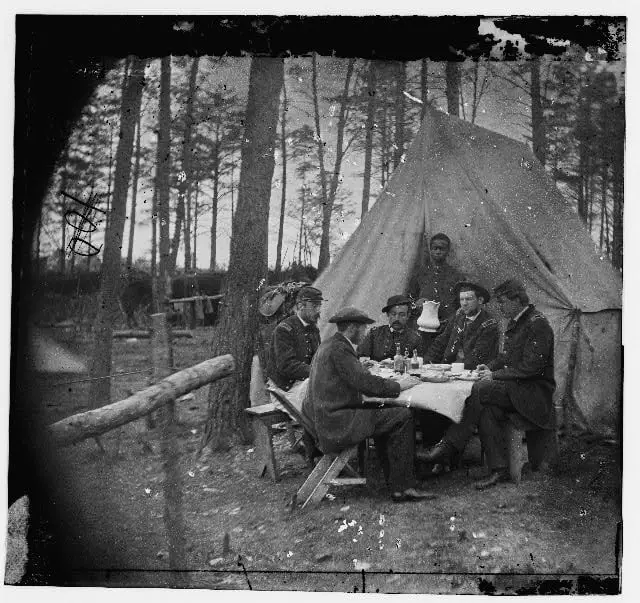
[364,379,475,423]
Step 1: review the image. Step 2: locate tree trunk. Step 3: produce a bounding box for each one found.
[393,61,406,169]
[105,126,114,237]
[88,57,145,409]
[318,58,355,272]
[169,56,200,274]
[192,180,199,271]
[274,81,288,277]
[126,109,142,269]
[311,53,330,272]
[151,187,158,311]
[184,185,192,272]
[209,124,220,271]
[420,58,429,122]
[156,56,173,309]
[445,62,460,117]
[202,57,283,451]
[361,60,377,218]
[230,159,235,237]
[530,57,546,166]
[298,185,306,265]
[470,62,479,124]
[599,164,608,250]
[380,104,388,188]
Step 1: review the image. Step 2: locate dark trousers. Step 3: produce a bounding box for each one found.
[415,409,452,448]
[445,380,515,471]
[368,407,416,492]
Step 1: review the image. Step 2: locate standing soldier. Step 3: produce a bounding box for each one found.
[408,232,467,349]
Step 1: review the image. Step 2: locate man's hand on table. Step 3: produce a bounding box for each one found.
[476,364,493,381]
[360,357,376,369]
[392,374,421,391]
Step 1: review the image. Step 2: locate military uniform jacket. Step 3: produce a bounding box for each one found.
[425,308,499,369]
[268,314,320,391]
[302,332,401,454]
[408,263,466,321]
[488,305,556,429]
[357,325,424,362]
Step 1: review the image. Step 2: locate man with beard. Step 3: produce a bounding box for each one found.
[302,307,436,502]
[357,295,424,362]
[267,286,324,412]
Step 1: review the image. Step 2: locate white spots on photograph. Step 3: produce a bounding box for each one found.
[187,470,195,478]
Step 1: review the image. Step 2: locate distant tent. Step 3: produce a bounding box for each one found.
[314,107,622,437]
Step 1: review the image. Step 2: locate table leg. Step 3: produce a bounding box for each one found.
[253,418,279,482]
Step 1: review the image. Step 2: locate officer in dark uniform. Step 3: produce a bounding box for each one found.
[267,286,324,391]
[418,281,500,464]
[424,281,500,369]
[421,278,556,489]
[357,295,424,362]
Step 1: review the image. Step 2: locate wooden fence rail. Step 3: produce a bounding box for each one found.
[48,354,235,447]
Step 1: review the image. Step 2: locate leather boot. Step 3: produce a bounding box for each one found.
[474,469,510,490]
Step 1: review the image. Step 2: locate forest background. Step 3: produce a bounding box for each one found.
[36,19,625,277]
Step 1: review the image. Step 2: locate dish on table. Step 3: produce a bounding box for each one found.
[454,371,480,381]
[420,372,450,383]
[423,363,451,370]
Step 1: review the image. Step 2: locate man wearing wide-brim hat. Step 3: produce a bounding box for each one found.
[357,294,424,362]
[416,281,500,468]
[424,281,499,370]
[301,306,436,502]
[421,278,556,489]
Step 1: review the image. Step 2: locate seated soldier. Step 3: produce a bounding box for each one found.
[420,279,556,490]
[417,281,500,471]
[302,306,436,503]
[357,295,424,362]
[267,286,324,411]
[424,281,499,369]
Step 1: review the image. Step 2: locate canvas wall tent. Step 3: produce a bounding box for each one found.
[314,107,622,437]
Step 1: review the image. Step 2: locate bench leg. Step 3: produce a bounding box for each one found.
[526,429,558,470]
[505,424,527,485]
[301,449,354,509]
[253,418,279,482]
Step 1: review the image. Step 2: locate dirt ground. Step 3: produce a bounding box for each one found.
[19,329,621,594]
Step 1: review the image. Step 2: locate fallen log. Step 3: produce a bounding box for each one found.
[48,354,235,447]
[113,330,193,339]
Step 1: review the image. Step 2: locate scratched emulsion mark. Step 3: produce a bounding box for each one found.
[5,495,29,584]
[60,189,106,257]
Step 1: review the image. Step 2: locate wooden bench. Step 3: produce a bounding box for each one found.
[504,413,559,484]
[245,402,290,482]
[267,386,367,509]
